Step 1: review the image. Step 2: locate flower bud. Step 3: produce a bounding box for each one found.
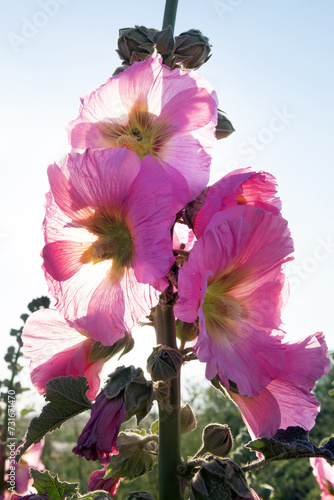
[216,109,235,139]
[147,345,183,382]
[88,466,122,498]
[190,458,258,500]
[201,424,233,458]
[176,319,199,343]
[116,26,157,66]
[107,432,158,481]
[154,26,174,55]
[172,29,211,70]
[181,403,197,434]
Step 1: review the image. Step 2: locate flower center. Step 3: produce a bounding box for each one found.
[98,100,174,160]
[202,279,243,339]
[83,210,134,275]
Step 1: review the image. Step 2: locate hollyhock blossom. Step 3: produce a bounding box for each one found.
[187,167,282,238]
[229,332,330,439]
[43,148,175,345]
[67,55,218,210]
[22,309,106,400]
[310,457,334,499]
[88,466,122,497]
[73,392,126,463]
[175,205,294,396]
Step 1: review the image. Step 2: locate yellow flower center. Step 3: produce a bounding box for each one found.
[202,276,244,340]
[98,100,174,160]
[82,209,134,276]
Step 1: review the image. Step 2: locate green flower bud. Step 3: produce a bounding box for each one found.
[116,25,157,66]
[181,403,197,434]
[154,26,174,55]
[216,109,235,139]
[190,458,258,500]
[147,345,183,382]
[107,431,158,481]
[200,424,233,458]
[172,29,211,70]
[176,319,199,343]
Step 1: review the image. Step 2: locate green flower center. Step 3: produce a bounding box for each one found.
[83,210,134,276]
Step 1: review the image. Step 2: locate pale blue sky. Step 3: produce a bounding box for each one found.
[1,1,333,384]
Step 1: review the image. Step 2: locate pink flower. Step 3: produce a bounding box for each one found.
[73,393,126,464]
[189,167,282,238]
[42,148,175,345]
[175,205,294,397]
[22,309,106,401]
[88,466,122,497]
[67,55,218,210]
[230,332,330,439]
[4,442,45,498]
[310,457,334,499]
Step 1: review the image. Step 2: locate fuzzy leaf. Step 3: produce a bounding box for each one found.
[75,492,111,500]
[17,376,92,460]
[30,469,78,499]
[246,426,334,464]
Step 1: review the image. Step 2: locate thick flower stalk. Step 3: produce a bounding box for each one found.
[73,392,126,463]
[67,55,218,210]
[42,147,175,345]
[175,205,294,397]
[22,309,107,400]
[229,332,330,438]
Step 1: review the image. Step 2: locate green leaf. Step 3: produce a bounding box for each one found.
[245,426,334,466]
[17,376,92,460]
[150,419,159,435]
[216,109,235,139]
[74,492,112,500]
[30,469,78,499]
[21,408,34,417]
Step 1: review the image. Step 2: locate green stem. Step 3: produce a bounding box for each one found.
[162,0,179,33]
[155,301,182,500]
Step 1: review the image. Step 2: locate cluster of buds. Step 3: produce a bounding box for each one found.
[116,25,211,71]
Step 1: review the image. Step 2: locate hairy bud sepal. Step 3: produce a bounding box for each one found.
[181,403,197,434]
[196,424,233,458]
[147,345,183,382]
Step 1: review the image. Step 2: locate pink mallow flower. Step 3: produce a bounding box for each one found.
[88,466,122,498]
[310,457,334,499]
[230,332,330,439]
[190,167,282,238]
[67,55,218,210]
[175,205,294,397]
[43,147,175,346]
[73,392,126,464]
[22,309,107,401]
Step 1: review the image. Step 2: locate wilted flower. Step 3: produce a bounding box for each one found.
[175,205,293,397]
[229,332,330,438]
[43,148,175,345]
[73,392,126,464]
[310,457,334,499]
[22,309,108,400]
[67,55,218,210]
[11,495,52,500]
[88,466,122,498]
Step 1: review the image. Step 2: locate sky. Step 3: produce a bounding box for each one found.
[1,0,334,398]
